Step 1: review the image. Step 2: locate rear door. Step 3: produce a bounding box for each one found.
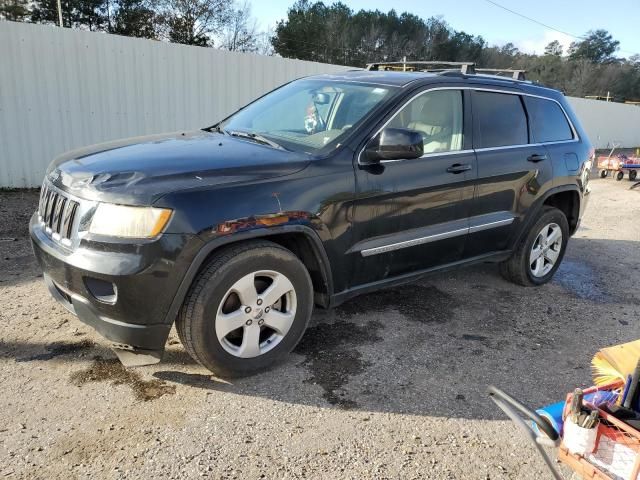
[523,95,579,184]
[464,89,553,258]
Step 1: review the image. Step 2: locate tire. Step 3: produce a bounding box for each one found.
[176,240,313,377]
[616,171,624,181]
[600,169,608,178]
[499,206,569,287]
[629,170,638,181]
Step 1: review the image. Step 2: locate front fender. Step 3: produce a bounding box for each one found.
[161,223,334,326]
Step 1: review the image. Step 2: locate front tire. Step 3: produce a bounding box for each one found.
[499,207,569,286]
[176,240,313,377]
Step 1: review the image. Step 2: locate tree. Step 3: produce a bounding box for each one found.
[220,0,258,52]
[544,40,563,56]
[0,0,30,21]
[569,29,619,64]
[31,0,108,30]
[159,0,233,47]
[109,0,158,39]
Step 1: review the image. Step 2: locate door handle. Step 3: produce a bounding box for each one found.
[446,163,472,174]
[527,153,547,162]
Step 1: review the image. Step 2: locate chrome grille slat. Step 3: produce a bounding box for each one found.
[61,200,78,239]
[47,194,58,229]
[38,182,79,242]
[52,197,66,233]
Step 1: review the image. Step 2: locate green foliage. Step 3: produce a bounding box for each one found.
[159,0,233,46]
[569,30,620,63]
[109,0,158,39]
[544,40,563,57]
[30,0,109,30]
[0,0,30,21]
[272,2,485,66]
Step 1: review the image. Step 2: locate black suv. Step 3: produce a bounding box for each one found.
[31,65,592,376]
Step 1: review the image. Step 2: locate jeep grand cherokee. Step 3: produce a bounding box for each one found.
[31,66,592,376]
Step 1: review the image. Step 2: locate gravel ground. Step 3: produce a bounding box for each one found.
[1,175,639,479]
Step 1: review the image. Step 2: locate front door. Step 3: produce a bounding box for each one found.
[349,88,476,287]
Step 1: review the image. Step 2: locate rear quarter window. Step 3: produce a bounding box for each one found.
[474,91,528,148]
[524,96,574,143]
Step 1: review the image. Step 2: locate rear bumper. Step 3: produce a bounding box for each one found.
[30,212,201,353]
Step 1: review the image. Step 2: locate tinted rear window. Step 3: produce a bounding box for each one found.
[474,91,528,148]
[524,96,574,143]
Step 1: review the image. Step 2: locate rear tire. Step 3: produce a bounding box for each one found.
[600,169,608,178]
[176,240,313,377]
[499,206,569,286]
[617,171,625,181]
[629,170,637,181]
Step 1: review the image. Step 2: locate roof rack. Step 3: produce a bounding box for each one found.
[365,60,527,81]
[366,61,476,75]
[475,68,526,81]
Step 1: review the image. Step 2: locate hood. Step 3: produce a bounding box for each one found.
[46,130,311,204]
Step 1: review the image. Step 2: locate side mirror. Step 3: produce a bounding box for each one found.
[362,128,424,164]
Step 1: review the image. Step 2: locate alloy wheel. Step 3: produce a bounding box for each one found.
[529,223,563,278]
[215,270,297,358]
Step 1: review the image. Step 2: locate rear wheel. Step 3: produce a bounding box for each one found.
[600,169,608,178]
[629,170,637,181]
[617,171,625,181]
[177,240,313,377]
[499,207,569,286]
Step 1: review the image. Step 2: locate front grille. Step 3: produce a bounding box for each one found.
[38,184,79,240]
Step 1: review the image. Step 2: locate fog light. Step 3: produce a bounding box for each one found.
[84,277,117,304]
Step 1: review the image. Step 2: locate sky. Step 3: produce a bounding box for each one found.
[251,0,640,57]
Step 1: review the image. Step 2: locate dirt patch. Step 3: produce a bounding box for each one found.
[295,320,383,409]
[336,284,455,323]
[153,371,220,390]
[16,340,95,362]
[462,334,488,342]
[70,357,176,401]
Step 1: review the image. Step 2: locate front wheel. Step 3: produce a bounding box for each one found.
[176,240,313,377]
[499,207,569,286]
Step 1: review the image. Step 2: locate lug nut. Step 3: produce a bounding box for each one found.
[246,319,253,326]
[265,307,270,313]
[244,306,251,313]
[257,299,263,306]
[258,319,264,326]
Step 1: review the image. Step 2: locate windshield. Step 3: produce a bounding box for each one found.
[217,79,397,154]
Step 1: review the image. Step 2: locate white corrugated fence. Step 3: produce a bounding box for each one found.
[1,20,640,187]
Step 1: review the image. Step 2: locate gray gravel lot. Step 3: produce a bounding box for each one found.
[1,176,639,479]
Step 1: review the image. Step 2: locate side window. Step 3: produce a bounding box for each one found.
[388,90,463,154]
[474,91,528,148]
[524,96,574,143]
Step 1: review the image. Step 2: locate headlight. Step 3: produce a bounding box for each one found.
[89,204,172,238]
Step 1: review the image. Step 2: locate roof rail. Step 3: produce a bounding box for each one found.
[366,61,476,75]
[475,68,526,81]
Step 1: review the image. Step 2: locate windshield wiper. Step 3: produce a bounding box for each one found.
[227,130,285,150]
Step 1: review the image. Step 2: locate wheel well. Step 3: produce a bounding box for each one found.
[544,190,580,234]
[267,233,331,308]
[195,233,331,309]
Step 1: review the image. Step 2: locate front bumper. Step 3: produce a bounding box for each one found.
[30,212,200,354]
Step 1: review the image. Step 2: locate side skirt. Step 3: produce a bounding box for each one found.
[328,250,512,308]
